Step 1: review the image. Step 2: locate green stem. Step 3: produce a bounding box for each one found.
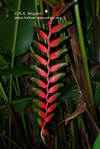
[9,0,21,148]
[40,0,44,16]
[40,0,45,30]
[13,80,18,96]
[73,0,96,118]
[35,0,41,27]
[21,112,30,143]
[15,77,30,144]
[15,77,21,95]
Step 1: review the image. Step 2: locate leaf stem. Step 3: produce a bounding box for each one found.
[73,0,97,119]
[9,0,21,148]
[15,77,30,144]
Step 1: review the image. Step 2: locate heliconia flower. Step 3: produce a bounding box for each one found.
[55,7,63,17]
[46,113,54,123]
[50,37,61,47]
[37,118,44,127]
[39,109,45,118]
[49,73,65,83]
[39,100,46,109]
[33,40,47,53]
[51,23,64,33]
[49,63,67,72]
[36,54,47,65]
[51,21,72,33]
[42,128,48,135]
[33,100,46,109]
[39,30,48,40]
[50,49,68,60]
[48,93,61,103]
[31,77,47,88]
[50,36,69,47]
[48,83,64,93]
[31,65,47,77]
[32,88,46,99]
[52,7,63,17]
[36,67,47,77]
[32,7,69,148]
[47,104,56,113]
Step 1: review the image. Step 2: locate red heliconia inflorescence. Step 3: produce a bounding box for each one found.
[32,6,69,149]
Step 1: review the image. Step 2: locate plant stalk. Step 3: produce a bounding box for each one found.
[9,0,21,148]
[73,0,97,119]
[15,77,30,144]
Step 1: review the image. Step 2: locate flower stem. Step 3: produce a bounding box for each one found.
[73,0,97,119]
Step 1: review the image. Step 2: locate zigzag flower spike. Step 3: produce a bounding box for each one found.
[32,7,70,149]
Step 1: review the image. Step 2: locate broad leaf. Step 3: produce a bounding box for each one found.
[92,134,100,149]
[0,0,35,56]
[0,66,36,77]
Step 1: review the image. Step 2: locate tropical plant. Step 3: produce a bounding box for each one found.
[31,7,70,148]
[0,0,100,149]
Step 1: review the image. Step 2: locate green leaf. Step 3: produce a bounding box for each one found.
[94,84,100,106]
[0,66,36,77]
[47,0,60,6]
[60,85,79,103]
[12,96,33,112]
[92,134,100,149]
[92,72,100,83]
[0,0,35,56]
[0,83,8,101]
[0,96,34,112]
[0,51,11,66]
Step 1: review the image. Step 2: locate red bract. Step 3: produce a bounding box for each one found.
[39,100,46,109]
[49,84,58,93]
[39,119,44,127]
[46,113,53,123]
[37,41,47,53]
[32,7,68,149]
[42,128,48,135]
[49,73,61,83]
[37,79,47,88]
[50,37,61,47]
[50,63,62,72]
[39,109,45,118]
[36,66,47,77]
[51,23,64,33]
[48,93,60,103]
[50,50,61,60]
[39,30,48,40]
[36,55,47,65]
[38,89,46,99]
[47,104,56,113]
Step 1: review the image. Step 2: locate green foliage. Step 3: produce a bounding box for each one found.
[0,66,36,77]
[12,96,33,112]
[47,0,60,6]
[0,0,35,56]
[92,134,100,149]
[60,84,79,103]
[94,84,100,106]
[92,72,100,83]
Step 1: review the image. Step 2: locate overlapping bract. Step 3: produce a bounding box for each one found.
[32,7,69,146]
